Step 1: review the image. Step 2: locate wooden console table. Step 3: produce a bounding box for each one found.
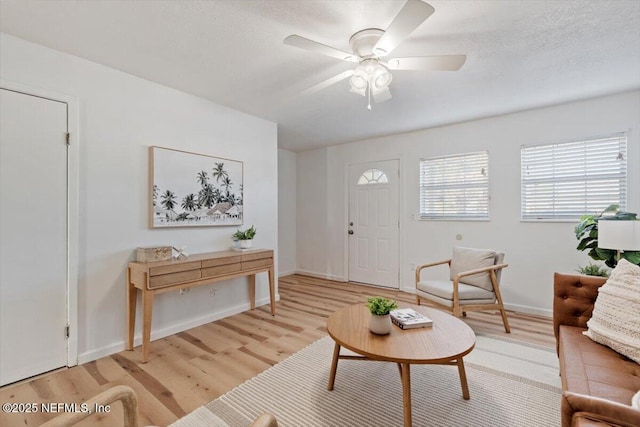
[126,248,275,362]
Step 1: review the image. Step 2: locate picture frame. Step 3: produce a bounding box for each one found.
[150,146,244,228]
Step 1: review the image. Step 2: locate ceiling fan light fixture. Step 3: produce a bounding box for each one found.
[350,75,367,89]
[372,86,392,103]
[372,65,393,90]
[349,68,369,95]
[349,84,366,96]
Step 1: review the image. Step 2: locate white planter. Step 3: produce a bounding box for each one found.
[239,239,253,249]
[369,314,391,335]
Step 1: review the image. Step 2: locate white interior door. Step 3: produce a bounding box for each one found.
[348,160,399,288]
[0,88,69,386]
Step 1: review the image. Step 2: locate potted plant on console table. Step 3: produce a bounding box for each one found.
[367,296,398,335]
[232,225,257,249]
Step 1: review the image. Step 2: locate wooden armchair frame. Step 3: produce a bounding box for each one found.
[415,259,511,333]
[39,384,278,427]
[40,385,139,427]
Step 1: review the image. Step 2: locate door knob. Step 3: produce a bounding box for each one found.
[348,230,354,235]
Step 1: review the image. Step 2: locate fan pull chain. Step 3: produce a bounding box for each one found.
[367,82,372,111]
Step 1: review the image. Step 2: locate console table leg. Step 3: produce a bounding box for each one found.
[268,267,275,316]
[126,269,136,351]
[249,274,256,310]
[328,342,341,390]
[142,290,153,363]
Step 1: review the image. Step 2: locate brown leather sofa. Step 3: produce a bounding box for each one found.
[553,273,640,427]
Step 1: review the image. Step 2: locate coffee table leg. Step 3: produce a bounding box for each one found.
[457,358,470,400]
[400,363,412,427]
[328,342,341,390]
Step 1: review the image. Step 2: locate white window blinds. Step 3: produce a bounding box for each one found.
[419,151,489,220]
[521,133,627,220]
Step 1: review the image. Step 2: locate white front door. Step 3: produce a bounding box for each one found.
[348,160,399,288]
[0,88,69,386]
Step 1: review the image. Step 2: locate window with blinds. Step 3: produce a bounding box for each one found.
[419,151,489,220]
[521,133,627,220]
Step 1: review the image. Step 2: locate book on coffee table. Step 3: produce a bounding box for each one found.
[390,308,433,329]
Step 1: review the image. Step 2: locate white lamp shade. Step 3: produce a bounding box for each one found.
[598,220,640,251]
[349,69,368,93]
[372,66,392,89]
[372,86,392,103]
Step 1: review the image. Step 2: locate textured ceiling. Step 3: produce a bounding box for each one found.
[1,0,639,152]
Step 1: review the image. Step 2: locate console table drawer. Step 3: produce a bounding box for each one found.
[149,261,201,276]
[202,263,242,278]
[202,256,242,268]
[242,258,272,270]
[242,251,273,261]
[149,270,201,289]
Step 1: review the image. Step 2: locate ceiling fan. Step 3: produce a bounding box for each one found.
[284,0,466,110]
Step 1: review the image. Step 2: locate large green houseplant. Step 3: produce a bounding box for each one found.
[575,204,640,268]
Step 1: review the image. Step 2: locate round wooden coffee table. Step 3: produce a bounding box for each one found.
[327,303,476,427]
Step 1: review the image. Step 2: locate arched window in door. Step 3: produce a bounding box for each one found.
[357,168,389,185]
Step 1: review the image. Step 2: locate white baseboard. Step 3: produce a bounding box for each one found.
[400,285,416,294]
[503,302,552,318]
[294,269,346,282]
[278,269,296,277]
[77,295,279,364]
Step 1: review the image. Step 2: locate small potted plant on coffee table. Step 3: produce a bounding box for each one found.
[366,296,398,335]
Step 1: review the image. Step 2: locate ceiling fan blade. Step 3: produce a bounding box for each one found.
[373,87,392,103]
[301,70,355,95]
[284,35,358,62]
[386,55,466,71]
[373,0,435,57]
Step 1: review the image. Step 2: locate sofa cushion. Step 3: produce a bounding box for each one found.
[584,259,640,364]
[559,325,640,405]
[449,247,497,291]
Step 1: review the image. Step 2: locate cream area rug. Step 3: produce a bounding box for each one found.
[170,334,561,427]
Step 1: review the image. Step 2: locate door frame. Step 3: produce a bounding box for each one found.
[343,157,403,287]
[1,79,79,368]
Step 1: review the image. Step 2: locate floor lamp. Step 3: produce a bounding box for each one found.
[598,220,640,261]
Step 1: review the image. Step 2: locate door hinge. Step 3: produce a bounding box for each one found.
[65,324,70,339]
[65,132,70,146]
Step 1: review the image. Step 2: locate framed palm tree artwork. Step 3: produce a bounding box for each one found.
[150,146,243,228]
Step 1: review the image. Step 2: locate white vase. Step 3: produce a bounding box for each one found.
[239,239,253,249]
[369,314,391,335]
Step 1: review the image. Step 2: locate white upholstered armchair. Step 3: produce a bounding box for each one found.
[415,247,510,333]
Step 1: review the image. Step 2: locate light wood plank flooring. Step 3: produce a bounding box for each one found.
[0,274,555,426]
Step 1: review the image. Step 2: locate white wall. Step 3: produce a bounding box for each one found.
[0,34,278,362]
[296,148,340,279]
[296,90,640,316]
[278,149,296,276]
